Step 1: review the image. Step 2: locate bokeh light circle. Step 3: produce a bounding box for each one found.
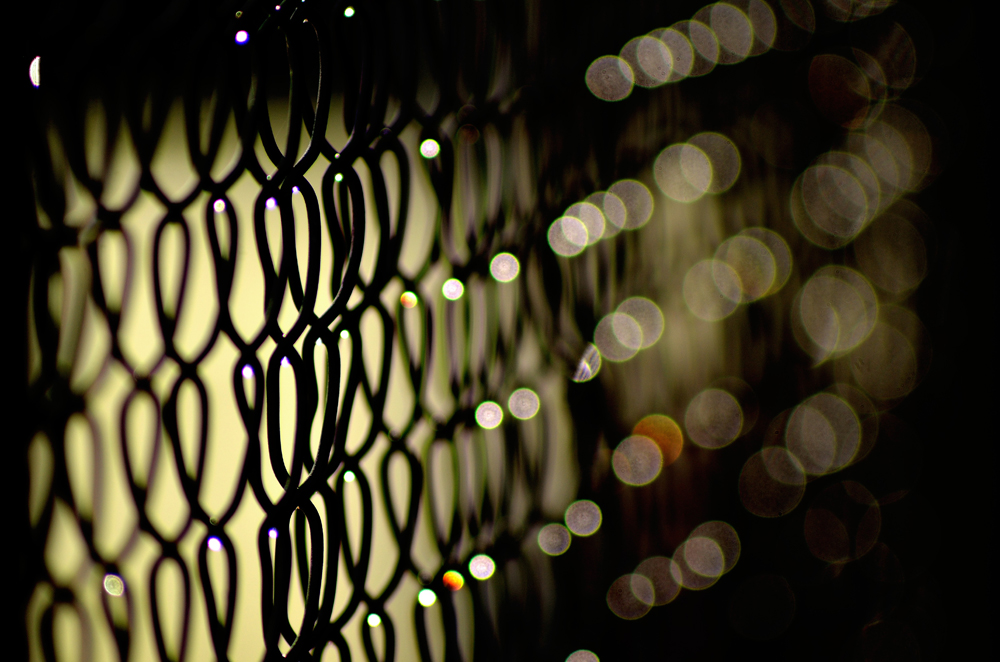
[417,588,437,607]
[608,180,654,229]
[785,393,860,475]
[400,291,418,308]
[707,3,754,64]
[367,613,381,627]
[739,227,792,295]
[442,278,464,300]
[490,253,520,282]
[607,574,653,620]
[564,202,606,245]
[685,388,743,449]
[688,132,742,193]
[585,55,635,101]
[615,297,664,348]
[564,500,603,536]
[468,554,496,580]
[538,523,572,556]
[548,216,589,257]
[654,143,712,203]
[689,521,741,573]
[683,259,742,321]
[653,28,694,82]
[103,574,125,596]
[634,556,681,605]
[442,570,464,591]
[620,36,673,88]
[739,448,806,517]
[632,414,684,466]
[669,539,721,590]
[566,651,599,662]
[508,388,540,420]
[594,313,642,362]
[475,401,503,429]
[419,139,441,159]
[714,235,776,302]
[612,435,663,486]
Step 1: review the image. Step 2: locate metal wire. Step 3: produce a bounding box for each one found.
[24,1,568,660]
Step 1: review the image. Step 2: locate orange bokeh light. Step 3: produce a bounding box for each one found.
[442,570,464,591]
[632,414,684,466]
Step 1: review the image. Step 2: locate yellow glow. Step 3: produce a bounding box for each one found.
[443,570,464,591]
[419,139,440,159]
[400,291,418,308]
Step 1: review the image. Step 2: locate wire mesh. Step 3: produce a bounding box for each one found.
[19,1,991,661]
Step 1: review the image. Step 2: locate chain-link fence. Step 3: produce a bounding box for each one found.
[17,1,991,661]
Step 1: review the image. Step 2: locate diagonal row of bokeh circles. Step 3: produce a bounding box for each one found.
[582,0,885,102]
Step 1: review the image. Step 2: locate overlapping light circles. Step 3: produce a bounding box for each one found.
[785,393,861,476]
[489,252,520,282]
[585,55,634,101]
[654,143,713,203]
[468,554,496,580]
[508,388,540,420]
[620,36,674,88]
[538,523,572,556]
[739,227,792,295]
[606,574,654,620]
[850,304,930,401]
[594,2,776,103]
[632,414,684,466]
[549,180,653,257]
[793,103,934,249]
[739,446,807,517]
[614,521,739,619]
[655,132,743,203]
[612,435,663,486]
[853,200,930,295]
[804,481,881,563]
[475,401,504,429]
[715,235,776,302]
[548,215,589,257]
[793,266,877,362]
[593,297,664,363]
[564,500,603,536]
[571,344,602,383]
[633,557,681,606]
[694,3,754,65]
[685,387,744,449]
[682,259,741,321]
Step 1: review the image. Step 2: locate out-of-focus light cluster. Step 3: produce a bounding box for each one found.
[585,1,790,102]
[566,651,600,662]
[612,414,685,487]
[548,181,653,256]
[593,297,664,364]
[739,385,879,518]
[654,132,741,202]
[538,523,572,556]
[607,521,739,620]
[537,500,605,556]
[792,103,934,250]
[683,227,792,321]
[684,379,757,450]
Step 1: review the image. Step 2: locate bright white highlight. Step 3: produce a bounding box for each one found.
[29,56,41,88]
[469,554,496,580]
[420,139,441,159]
[241,365,254,379]
[344,470,356,482]
[266,197,277,210]
[475,402,503,429]
[213,199,226,213]
[268,528,278,539]
[417,588,437,607]
[235,30,249,44]
[367,613,381,627]
[208,537,223,552]
[442,278,464,300]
